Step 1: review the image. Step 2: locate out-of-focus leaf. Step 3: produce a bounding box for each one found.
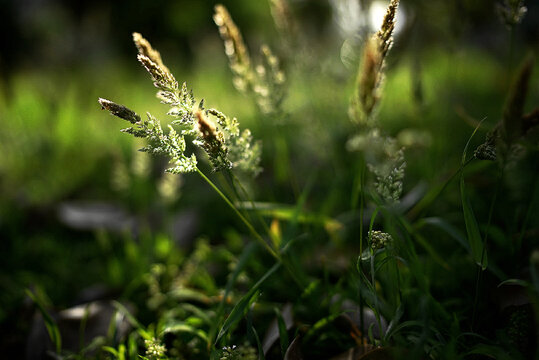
[304,313,341,342]
[162,323,209,343]
[502,56,533,143]
[237,201,343,236]
[180,303,212,325]
[168,287,212,304]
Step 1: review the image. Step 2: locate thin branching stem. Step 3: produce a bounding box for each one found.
[198,168,308,289]
[197,168,279,259]
[228,170,272,239]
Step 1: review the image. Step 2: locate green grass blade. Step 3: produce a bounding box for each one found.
[215,262,281,345]
[209,242,257,345]
[162,323,209,343]
[25,289,62,354]
[384,304,404,341]
[460,121,488,270]
[102,346,120,358]
[237,201,343,237]
[252,326,266,360]
[274,307,290,358]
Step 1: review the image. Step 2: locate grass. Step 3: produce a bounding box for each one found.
[1,2,538,359]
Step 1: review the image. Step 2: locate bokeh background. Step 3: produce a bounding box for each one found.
[1,0,538,357]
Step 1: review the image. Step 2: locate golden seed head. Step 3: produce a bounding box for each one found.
[269,0,297,37]
[98,98,140,124]
[196,110,217,139]
[213,4,251,69]
[137,54,178,91]
[376,0,399,58]
[133,32,170,74]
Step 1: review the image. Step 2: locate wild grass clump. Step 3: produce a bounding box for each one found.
[14,1,539,359]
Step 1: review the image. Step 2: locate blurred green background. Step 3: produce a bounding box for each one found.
[0,0,538,357]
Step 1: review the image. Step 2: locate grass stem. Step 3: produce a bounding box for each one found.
[197,168,278,260]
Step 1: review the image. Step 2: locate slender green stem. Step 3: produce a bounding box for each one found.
[472,165,503,330]
[367,207,383,343]
[352,159,367,343]
[198,168,308,289]
[197,168,279,259]
[228,171,272,239]
[370,250,383,344]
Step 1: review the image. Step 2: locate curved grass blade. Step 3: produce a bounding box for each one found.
[162,323,209,343]
[284,334,303,360]
[460,120,488,270]
[209,242,257,345]
[215,262,281,344]
[275,307,290,357]
[25,289,62,354]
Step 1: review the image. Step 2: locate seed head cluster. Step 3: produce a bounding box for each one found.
[99,32,261,175]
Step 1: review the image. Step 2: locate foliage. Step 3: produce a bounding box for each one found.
[1,0,538,359]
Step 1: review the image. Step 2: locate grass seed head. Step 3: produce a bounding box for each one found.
[214,4,251,78]
[369,230,393,250]
[98,98,141,124]
[496,0,527,29]
[351,0,400,124]
[133,32,170,74]
[144,337,166,360]
[138,54,178,93]
[195,110,232,172]
[502,56,533,144]
[474,132,497,161]
[377,0,400,58]
[269,0,298,40]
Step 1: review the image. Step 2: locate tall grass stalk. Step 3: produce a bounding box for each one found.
[352,159,367,343]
